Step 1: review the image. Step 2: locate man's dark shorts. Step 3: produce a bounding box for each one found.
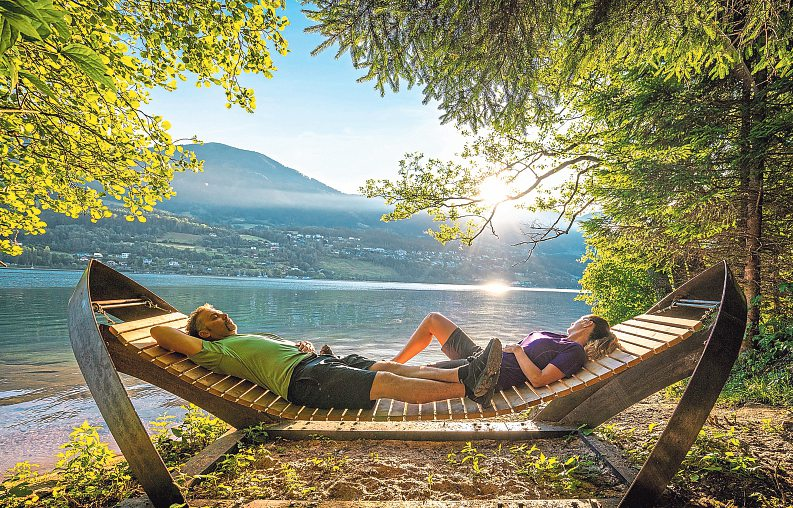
[287,354,377,409]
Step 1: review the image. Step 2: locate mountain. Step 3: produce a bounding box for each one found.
[160,142,418,230]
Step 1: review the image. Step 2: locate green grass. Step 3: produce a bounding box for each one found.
[318,258,401,280]
[157,232,202,244]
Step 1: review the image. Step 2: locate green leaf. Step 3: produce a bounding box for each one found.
[0,18,19,55]
[19,70,54,97]
[0,7,43,39]
[61,43,115,89]
[8,54,17,88]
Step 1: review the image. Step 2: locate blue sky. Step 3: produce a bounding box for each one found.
[147,3,465,194]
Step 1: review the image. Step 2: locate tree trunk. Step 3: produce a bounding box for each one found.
[740,85,765,347]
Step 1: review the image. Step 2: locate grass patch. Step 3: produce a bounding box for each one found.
[318,258,401,280]
[158,232,202,245]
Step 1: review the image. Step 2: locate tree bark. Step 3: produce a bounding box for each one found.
[740,84,765,347]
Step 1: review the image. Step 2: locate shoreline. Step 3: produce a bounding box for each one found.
[0,266,585,293]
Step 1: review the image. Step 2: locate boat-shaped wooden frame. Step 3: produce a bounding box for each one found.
[68,260,746,507]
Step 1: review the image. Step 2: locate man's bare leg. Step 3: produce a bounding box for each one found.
[369,361,460,383]
[392,312,458,363]
[369,371,465,404]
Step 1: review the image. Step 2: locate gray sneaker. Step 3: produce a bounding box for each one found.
[462,338,502,405]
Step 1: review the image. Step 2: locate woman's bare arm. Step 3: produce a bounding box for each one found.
[503,344,565,387]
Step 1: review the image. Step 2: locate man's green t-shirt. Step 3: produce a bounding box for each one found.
[189,333,310,399]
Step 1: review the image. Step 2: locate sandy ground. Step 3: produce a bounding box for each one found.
[181,395,791,507]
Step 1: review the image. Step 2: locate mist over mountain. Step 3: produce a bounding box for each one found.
[158,142,586,261]
[160,142,429,231]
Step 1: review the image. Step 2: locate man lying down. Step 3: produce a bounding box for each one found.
[151,304,503,410]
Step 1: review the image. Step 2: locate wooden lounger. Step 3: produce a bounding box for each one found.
[68,260,746,507]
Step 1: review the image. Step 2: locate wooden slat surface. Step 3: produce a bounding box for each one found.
[100,304,707,422]
[634,313,702,329]
[109,312,186,334]
[614,323,681,343]
[121,319,188,342]
[613,330,670,352]
[622,318,691,335]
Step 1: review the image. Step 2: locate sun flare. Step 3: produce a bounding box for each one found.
[477,177,511,208]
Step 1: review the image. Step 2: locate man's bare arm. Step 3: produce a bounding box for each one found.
[151,325,203,356]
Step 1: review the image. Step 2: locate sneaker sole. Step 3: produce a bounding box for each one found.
[473,340,502,397]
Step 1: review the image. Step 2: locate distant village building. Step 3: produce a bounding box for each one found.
[168,260,180,267]
[92,253,103,259]
[120,253,130,259]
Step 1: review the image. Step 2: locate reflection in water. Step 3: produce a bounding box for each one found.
[0,269,590,472]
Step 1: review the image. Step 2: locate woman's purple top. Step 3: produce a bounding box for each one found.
[496,331,587,390]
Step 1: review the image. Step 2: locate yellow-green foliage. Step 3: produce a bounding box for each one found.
[1,422,133,507]
[150,404,229,466]
[0,0,289,255]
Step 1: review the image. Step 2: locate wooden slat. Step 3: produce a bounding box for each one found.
[195,372,228,391]
[94,298,148,306]
[238,385,267,406]
[220,379,253,400]
[109,312,186,334]
[372,398,394,421]
[404,403,422,421]
[593,356,627,373]
[181,366,212,383]
[208,376,239,396]
[120,318,188,342]
[622,318,692,335]
[612,330,669,352]
[437,399,453,420]
[634,313,702,329]
[290,405,310,420]
[581,360,613,378]
[251,390,278,411]
[491,390,514,415]
[278,403,301,420]
[165,358,196,375]
[511,384,539,408]
[500,386,527,409]
[325,408,347,421]
[389,400,406,420]
[153,352,187,368]
[462,397,484,418]
[139,345,171,360]
[614,323,681,343]
[356,399,381,421]
[545,380,570,398]
[128,337,157,350]
[570,368,598,386]
[448,397,467,419]
[515,382,540,403]
[609,349,641,367]
[615,339,655,359]
[262,397,293,417]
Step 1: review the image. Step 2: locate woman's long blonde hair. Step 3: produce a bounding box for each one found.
[582,314,619,360]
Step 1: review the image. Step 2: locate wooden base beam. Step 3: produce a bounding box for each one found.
[265,420,577,441]
[241,500,620,508]
[181,429,246,487]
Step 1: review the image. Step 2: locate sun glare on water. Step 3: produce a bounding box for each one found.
[481,281,511,294]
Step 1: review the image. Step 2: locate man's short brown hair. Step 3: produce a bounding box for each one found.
[185,303,216,338]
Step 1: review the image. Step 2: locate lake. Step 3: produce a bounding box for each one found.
[0,268,590,472]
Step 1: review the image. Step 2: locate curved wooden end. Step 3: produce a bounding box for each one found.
[68,264,185,508]
[619,261,747,507]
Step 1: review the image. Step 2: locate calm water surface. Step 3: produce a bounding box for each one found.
[0,268,590,472]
